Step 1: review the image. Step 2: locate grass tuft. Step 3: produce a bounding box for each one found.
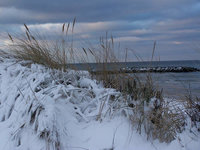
[2,21,199,144]
[6,20,78,70]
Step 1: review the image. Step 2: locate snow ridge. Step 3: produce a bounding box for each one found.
[0,57,199,150]
[0,58,126,150]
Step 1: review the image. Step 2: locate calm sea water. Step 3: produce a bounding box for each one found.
[137,72,200,98]
[73,60,200,98]
[128,60,200,98]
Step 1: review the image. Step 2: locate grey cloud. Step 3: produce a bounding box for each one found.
[0,0,199,23]
[0,0,200,60]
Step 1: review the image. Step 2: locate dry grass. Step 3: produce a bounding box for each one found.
[6,19,77,71]
[3,22,195,143]
[130,96,186,143]
[86,36,185,143]
[184,93,200,131]
[88,36,161,102]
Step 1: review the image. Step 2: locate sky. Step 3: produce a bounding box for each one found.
[0,0,200,61]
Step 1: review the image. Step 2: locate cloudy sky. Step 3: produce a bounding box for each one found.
[0,0,200,61]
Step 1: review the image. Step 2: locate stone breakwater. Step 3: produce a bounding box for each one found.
[120,66,200,73]
[67,60,200,73]
[91,66,200,74]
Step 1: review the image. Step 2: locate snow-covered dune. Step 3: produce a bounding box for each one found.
[0,57,199,150]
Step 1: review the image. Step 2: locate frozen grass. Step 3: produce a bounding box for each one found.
[1,22,200,147]
[0,57,199,150]
[184,93,200,131]
[87,37,184,143]
[0,57,130,149]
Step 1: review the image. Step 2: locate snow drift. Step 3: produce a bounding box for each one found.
[0,57,199,150]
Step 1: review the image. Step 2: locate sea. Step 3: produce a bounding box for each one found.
[130,60,200,98]
[70,60,200,98]
[137,72,200,98]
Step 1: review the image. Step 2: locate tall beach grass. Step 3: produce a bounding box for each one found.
[1,20,199,143]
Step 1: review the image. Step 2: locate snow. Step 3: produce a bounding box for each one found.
[0,57,199,150]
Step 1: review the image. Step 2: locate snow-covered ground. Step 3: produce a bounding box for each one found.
[0,57,199,150]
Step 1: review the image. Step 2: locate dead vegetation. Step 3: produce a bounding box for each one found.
[184,93,200,131]
[6,19,77,71]
[2,20,199,144]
